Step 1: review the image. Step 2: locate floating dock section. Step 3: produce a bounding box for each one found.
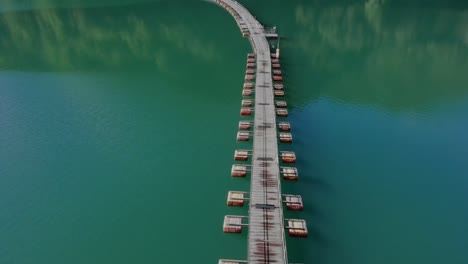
[211,0,307,263]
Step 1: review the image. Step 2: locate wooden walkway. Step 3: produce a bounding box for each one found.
[212,0,288,263]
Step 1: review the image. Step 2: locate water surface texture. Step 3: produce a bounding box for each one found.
[1,0,468,263]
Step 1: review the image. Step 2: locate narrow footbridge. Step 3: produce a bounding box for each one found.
[210,1,308,264]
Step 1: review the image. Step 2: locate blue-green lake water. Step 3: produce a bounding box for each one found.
[1,0,468,263]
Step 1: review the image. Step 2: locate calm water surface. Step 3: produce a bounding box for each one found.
[1,0,468,263]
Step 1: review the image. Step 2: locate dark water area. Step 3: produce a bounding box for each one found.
[1,0,468,263]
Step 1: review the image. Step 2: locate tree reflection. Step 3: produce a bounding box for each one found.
[0,1,225,72]
[280,0,468,110]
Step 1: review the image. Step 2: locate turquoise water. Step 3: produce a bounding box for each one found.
[1,0,468,263]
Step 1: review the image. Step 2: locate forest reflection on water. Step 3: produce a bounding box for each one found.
[0,0,234,74]
[239,0,468,111]
[1,0,467,110]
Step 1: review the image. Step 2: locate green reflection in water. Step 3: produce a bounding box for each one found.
[242,0,468,110]
[0,1,234,73]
